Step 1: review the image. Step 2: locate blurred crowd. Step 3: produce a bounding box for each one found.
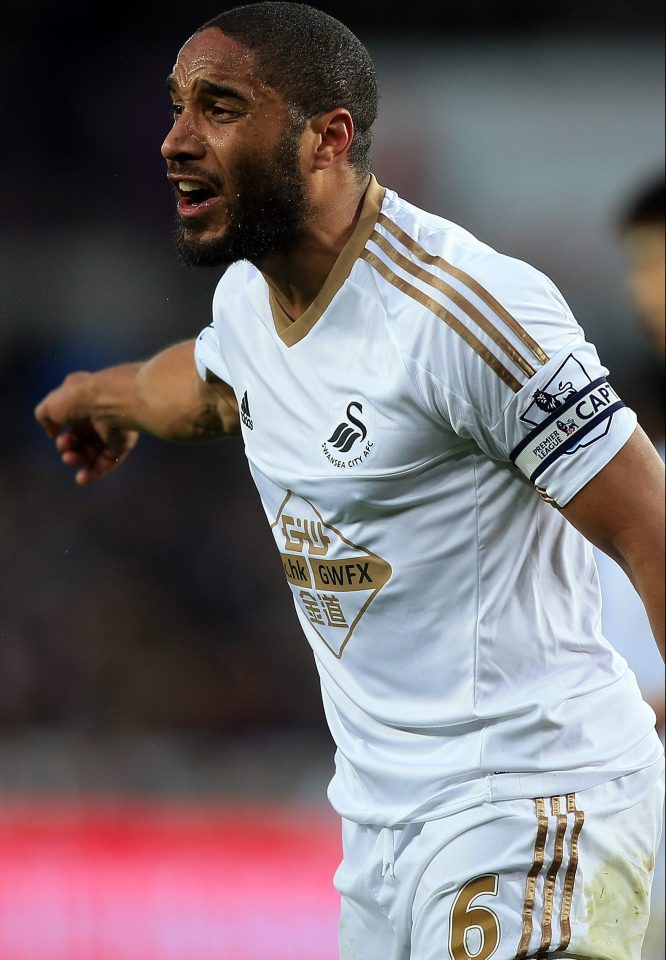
[1,366,324,731]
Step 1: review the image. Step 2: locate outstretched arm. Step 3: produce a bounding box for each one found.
[562,426,665,660]
[34,340,240,485]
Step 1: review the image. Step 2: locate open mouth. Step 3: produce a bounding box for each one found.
[174,179,221,218]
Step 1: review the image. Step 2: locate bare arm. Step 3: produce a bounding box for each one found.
[34,340,240,484]
[562,426,665,659]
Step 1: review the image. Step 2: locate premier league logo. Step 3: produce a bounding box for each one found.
[532,382,576,414]
[519,356,591,429]
[557,418,577,436]
[512,353,624,482]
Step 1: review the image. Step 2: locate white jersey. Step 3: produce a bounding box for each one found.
[195,177,663,826]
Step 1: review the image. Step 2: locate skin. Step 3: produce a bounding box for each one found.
[34,29,665,667]
[163,28,368,314]
[623,224,665,358]
[620,220,665,725]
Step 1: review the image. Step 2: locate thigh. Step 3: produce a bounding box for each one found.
[335,819,407,960]
[565,763,664,960]
[410,764,664,960]
[410,797,541,960]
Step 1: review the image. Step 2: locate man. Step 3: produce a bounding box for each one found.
[596,176,665,733]
[621,177,665,360]
[35,5,664,958]
[594,177,665,960]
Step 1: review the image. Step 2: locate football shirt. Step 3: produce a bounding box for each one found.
[195,178,662,825]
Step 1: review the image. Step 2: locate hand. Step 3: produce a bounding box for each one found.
[35,372,139,485]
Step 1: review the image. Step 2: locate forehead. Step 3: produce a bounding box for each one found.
[171,28,264,94]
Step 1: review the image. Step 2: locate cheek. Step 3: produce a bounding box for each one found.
[208,137,230,157]
[630,262,663,303]
[643,263,665,312]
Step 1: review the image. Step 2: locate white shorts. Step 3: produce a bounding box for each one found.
[335,760,664,960]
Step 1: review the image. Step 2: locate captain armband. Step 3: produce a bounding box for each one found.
[509,375,625,493]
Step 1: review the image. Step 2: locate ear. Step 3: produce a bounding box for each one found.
[310,109,355,170]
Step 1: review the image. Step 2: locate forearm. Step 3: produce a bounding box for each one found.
[562,428,665,661]
[612,526,665,660]
[82,343,213,440]
[79,341,236,442]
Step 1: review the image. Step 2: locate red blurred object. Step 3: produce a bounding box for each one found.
[0,798,341,960]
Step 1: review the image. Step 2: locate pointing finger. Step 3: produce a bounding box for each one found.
[38,414,61,439]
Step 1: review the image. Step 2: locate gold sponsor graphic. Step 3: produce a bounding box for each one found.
[280,553,313,588]
[280,514,331,556]
[271,492,392,658]
[312,557,391,593]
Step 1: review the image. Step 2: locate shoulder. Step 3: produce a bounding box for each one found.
[195,261,264,388]
[378,189,580,350]
[364,188,582,399]
[211,261,264,319]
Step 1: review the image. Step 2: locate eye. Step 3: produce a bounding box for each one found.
[210,104,240,120]
[170,102,184,118]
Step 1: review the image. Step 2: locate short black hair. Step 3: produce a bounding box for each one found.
[619,175,665,232]
[198,2,378,177]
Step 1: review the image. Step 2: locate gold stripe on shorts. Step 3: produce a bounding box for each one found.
[361,249,523,392]
[376,212,549,366]
[368,229,537,379]
[559,793,585,950]
[538,797,569,955]
[517,797,549,958]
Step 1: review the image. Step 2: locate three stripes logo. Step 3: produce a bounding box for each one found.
[240,391,253,430]
[328,402,367,453]
[517,793,585,957]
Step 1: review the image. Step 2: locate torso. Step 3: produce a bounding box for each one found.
[194,178,663,824]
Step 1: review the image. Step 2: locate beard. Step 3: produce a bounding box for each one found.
[174,122,309,269]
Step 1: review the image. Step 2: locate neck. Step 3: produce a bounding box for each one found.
[259,172,371,321]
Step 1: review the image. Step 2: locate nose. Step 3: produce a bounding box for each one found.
[161,113,206,162]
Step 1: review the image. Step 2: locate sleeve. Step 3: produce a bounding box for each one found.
[416,257,636,508]
[498,342,636,506]
[194,323,234,387]
[193,270,238,388]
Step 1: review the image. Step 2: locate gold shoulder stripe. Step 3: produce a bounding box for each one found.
[362,248,522,392]
[370,229,536,380]
[539,797,569,954]
[377,212,549,366]
[559,794,585,951]
[517,797,549,959]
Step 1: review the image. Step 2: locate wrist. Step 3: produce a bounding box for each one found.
[88,363,143,429]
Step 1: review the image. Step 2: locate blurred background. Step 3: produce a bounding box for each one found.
[1,1,664,957]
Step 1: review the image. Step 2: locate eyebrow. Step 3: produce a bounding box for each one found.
[166,75,248,104]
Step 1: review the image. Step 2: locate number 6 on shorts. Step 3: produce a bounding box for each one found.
[449,874,501,960]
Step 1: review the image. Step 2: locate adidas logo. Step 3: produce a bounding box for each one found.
[240,391,254,430]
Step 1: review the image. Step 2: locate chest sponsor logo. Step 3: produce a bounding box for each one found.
[271,492,392,658]
[513,354,624,482]
[322,401,374,469]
